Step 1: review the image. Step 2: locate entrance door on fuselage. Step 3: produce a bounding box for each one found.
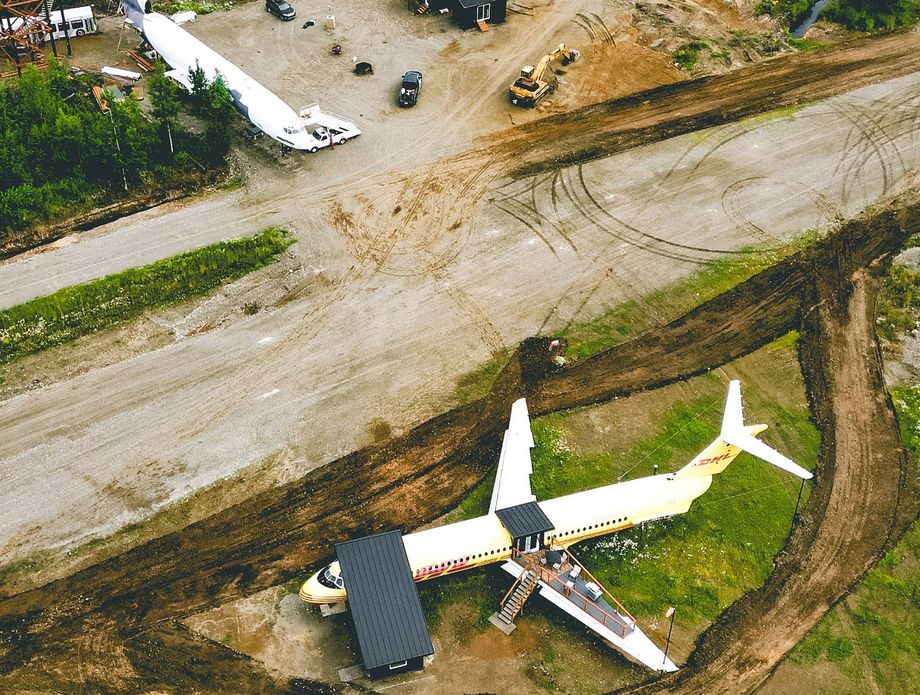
[516,532,541,553]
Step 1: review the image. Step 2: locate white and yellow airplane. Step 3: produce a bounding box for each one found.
[300,381,811,668]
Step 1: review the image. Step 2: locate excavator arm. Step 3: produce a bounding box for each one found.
[509,43,576,108]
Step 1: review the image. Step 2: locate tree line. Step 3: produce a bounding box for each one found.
[0,59,235,239]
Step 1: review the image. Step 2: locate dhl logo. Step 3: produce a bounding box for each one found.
[695,453,732,467]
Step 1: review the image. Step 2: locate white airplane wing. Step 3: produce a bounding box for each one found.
[489,399,537,514]
[499,560,677,672]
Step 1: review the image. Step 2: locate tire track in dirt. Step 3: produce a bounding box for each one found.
[503,30,920,180]
[619,199,920,695]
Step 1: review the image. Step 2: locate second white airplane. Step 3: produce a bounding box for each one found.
[119,0,358,152]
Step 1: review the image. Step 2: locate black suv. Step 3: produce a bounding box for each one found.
[398,71,423,107]
[266,0,295,20]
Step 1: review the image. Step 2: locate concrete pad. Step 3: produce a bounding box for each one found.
[489,612,517,634]
[320,602,347,617]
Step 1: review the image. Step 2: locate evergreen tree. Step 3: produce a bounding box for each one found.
[202,74,235,164]
[148,60,181,155]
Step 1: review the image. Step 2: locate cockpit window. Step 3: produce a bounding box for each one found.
[283,125,305,134]
[318,564,343,589]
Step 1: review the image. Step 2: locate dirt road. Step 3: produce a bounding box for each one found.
[0,196,916,694]
[2,30,917,307]
[1,35,918,572]
[621,203,920,694]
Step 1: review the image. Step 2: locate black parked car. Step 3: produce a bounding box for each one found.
[398,70,423,107]
[266,0,295,21]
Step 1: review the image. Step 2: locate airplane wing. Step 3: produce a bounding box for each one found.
[489,399,537,514]
[499,559,678,672]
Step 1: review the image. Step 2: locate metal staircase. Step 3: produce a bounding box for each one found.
[497,567,538,625]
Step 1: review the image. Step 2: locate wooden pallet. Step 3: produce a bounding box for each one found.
[477,18,489,32]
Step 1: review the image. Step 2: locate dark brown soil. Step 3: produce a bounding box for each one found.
[618,202,920,694]
[0,196,915,695]
[0,35,918,694]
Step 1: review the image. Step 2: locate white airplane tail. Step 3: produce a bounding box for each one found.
[119,0,150,28]
[674,381,812,480]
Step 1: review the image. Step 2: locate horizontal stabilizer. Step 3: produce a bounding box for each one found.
[722,430,813,480]
[676,380,811,479]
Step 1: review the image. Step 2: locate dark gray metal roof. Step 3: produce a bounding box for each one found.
[335,530,434,671]
[457,0,490,7]
[495,501,554,539]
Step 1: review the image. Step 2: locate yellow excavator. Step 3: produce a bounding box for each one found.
[509,43,580,108]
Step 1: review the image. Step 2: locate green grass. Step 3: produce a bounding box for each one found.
[673,41,709,71]
[417,568,506,636]
[560,234,818,360]
[575,394,817,624]
[876,263,920,343]
[448,350,512,408]
[892,385,920,453]
[0,227,293,365]
[160,0,232,15]
[788,36,827,50]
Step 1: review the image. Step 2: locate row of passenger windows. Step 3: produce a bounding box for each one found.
[417,518,629,574]
[419,546,512,573]
[555,517,628,539]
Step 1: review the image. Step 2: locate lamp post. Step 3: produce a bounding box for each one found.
[663,606,675,667]
[793,477,806,520]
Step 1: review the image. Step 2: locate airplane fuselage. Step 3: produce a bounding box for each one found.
[299,471,713,603]
[137,12,315,150]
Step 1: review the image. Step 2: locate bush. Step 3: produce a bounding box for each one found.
[673,41,709,71]
[821,0,920,31]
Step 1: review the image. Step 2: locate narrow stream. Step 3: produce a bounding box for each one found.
[791,0,832,37]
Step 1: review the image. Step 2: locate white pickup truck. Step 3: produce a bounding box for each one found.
[299,103,361,153]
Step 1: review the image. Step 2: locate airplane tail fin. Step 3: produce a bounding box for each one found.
[119,0,150,28]
[674,380,812,480]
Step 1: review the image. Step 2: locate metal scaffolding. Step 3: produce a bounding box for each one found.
[0,0,70,77]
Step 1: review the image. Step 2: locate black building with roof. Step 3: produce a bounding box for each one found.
[335,530,434,679]
[496,501,554,553]
[453,0,507,29]
[416,0,507,29]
